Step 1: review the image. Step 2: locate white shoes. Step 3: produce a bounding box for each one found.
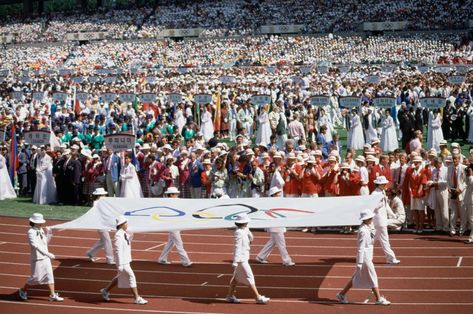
[183,262,193,267]
[87,254,97,262]
[256,256,268,264]
[375,297,391,305]
[256,295,270,304]
[336,292,349,304]
[225,295,241,304]
[18,288,27,301]
[49,293,64,302]
[134,296,148,305]
[158,260,171,265]
[283,261,295,266]
[100,288,110,301]
[387,259,401,265]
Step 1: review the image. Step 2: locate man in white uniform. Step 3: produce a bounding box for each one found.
[158,187,193,267]
[371,176,400,264]
[429,157,449,232]
[256,187,295,266]
[447,154,467,236]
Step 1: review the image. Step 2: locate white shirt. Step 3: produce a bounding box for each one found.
[28,227,52,261]
[233,227,253,263]
[114,228,133,265]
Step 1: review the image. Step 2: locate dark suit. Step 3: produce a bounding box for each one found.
[53,156,66,204]
[17,150,29,195]
[28,153,38,195]
[64,158,82,205]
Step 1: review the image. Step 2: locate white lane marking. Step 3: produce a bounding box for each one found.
[457,257,463,267]
[71,264,81,268]
[145,242,167,251]
[1,273,473,292]
[1,261,473,280]
[200,282,208,286]
[0,242,6,246]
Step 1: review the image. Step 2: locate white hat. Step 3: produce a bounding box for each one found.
[439,140,448,145]
[116,215,127,227]
[412,156,423,163]
[360,210,375,221]
[451,142,460,148]
[314,150,322,156]
[31,145,38,150]
[245,148,254,156]
[213,188,224,197]
[29,213,46,224]
[298,145,306,151]
[180,150,189,156]
[81,150,92,159]
[374,176,389,185]
[234,213,250,224]
[165,186,180,194]
[92,154,100,159]
[142,143,151,150]
[71,144,80,150]
[371,138,380,145]
[328,156,337,162]
[162,144,172,150]
[363,144,371,149]
[273,152,282,159]
[307,156,316,163]
[366,155,378,163]
[287,152,297,159]
[269,186,282,196]
[341,162,350,169]
[63,149,71,155]
[92,187,108,195]
[202,159,212,165]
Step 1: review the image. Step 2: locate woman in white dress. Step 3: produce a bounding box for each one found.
[33,147,57,205]
[428,109,444,152]
[380,108,399,152]
[18,213,63,302]
[225,213,270,304]
[363,106,378,144]
[467,104,473,143]
[256,104,272,147]
[175,104,186,134]
[347,108,364,150]
[120,154,143,198]
[336,210,390,305]
[200,105,214,143]
[0,151,16,200]
[318,108,333,143]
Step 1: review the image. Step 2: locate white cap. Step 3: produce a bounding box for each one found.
[234,213,250,224]
[116,215,127,227]
[165,186,180,194]
[374,176,389,185]
[269,186,282,196]
[29,213,46,224]
[92,188,108,195]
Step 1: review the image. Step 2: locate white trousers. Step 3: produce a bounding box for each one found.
[256,232,292,264]
[106,174,120,197]
[467,204,473,240]
[159,231,191,265]
[114,263,137,288]
[360,186,370,196]
[87,230,114,263]
[374,225,397,263]
[449,198,467,233]
[434,189,449,231]
[190,187,202,199]
[388,215,405,230]
[229,120,237,140]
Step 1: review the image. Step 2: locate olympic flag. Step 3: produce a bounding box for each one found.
[52,195,383,233]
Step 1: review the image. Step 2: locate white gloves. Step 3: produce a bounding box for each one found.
[47,253,56,260]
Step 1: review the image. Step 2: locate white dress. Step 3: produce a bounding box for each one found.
[467,106,473,143]
[0,154,16,200]
[200,111,214,142]
[348,114,364,150]
[120,163,143,198]
[427,111,434,150]
[352,224,378,289]
[255,112,272,147]
[380,115,398,152]
[318,113,333,142]
[33,154,57,204]
[430,114,444,153]
[364,107,378,144]
[175,109,186,134]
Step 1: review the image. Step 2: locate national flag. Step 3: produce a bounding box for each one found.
[9,123,18,185]
[73,87,81,115]
[213,91,221,132]
[131,147,140,172]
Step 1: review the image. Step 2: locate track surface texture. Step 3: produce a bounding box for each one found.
[0,216,472,314]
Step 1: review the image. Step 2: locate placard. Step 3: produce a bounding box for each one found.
[88,76,100,83]
[103,76,117,84]
[168,93,183,104]
[433,66,452,74]
[310,96,330,107]
[100,93,117,103]
[24,130,51,146]
[19,76,30,84]
[455,65,470,74]
[448,75,465,85]
[339,96,361,108]
[259,24,304,34]
[119,93,136,103]
[177,67,189,74]
[193,94,213,104]
[32,91,45,102]
[250,94,272,106]
[365,75,380,84]
[338,65,351,73]
[11,91,23,101]
[292,76,304,84]
[373,97,396,108]
[96,68,111,75]
[140,93,157,103]
[317,66,328,74]
[71,76,85,84]
[381,64,396,73]
[417,65,430,74]
[300,65,312,75]
[52,92,68,102]
[59,69,72,76]
[219,76,236,84]
[76,92,90,103]
[419,97,446,109]
[104,133,136,152]
[267,66,276,74]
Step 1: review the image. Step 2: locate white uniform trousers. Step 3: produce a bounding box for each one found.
[360,186,370,196]
[467,204,473,241]
[374,226,397,263]
[301,193,318,197]
[388,215,405,231]
[159,231,191,265]
[87,230,114,263]
[256,232,293,264]
[449,198,467,234]
[106,174,120,197]
[433,189,449,231]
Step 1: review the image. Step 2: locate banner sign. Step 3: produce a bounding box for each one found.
[88,76,99,83]
[71,76,84,84]
[103,76,117,84]
[448,75,465,85]
[177,67,189,74]
[24,130,51,146]
[59,69,72,76]
[65,31,108,41]
[160,28,203,38]
[19,76,30,84]
[433,66,453,74]
[259,24,304,34]
[219,76,236,84]
[96,68,111,75]
[140,93,157,103]
[455,65,470,74]
[168,93,183,104]
[373,97,396,108]
[103,133,136,153]
[310,96,330,107]
[339,96,361,108]
[267,66,277,74]
[300,65,312,75]
[419,97,446,109]
[145,76,157,84]
[381,64,396,73]
[365,75,380,84]
[76,92,90,103]
[52,92,68,102]
[417,65,430,74]
[193,93,213,104]
[317,65,328,74]
[251,94,272,106]
[119,93,136,103]
[100,93,117,103]
[51,195,383,232]
[32,91,45,102]
[362,21,408,31]
[10,91,23,101]
[338,64,351,73]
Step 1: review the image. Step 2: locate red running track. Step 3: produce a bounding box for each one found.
[0,215,472,314]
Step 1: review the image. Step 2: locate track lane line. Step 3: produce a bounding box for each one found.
[145,243,167,251]
[457,257,463,267]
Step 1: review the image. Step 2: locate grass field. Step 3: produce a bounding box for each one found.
[1,126,471,221]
